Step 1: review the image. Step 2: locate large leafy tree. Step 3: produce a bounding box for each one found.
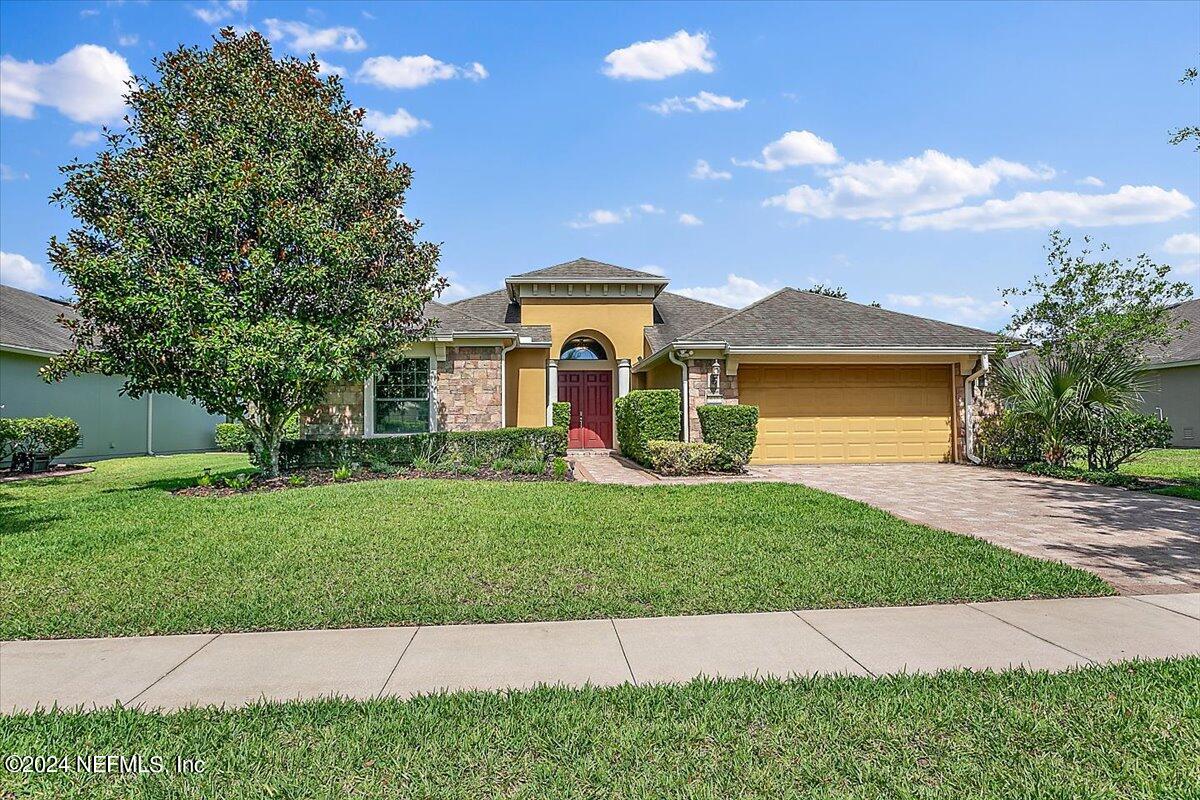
[1001,230,1192,364]
[45,29,442,476]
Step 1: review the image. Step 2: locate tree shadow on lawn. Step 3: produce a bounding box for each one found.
[101,466,261,494]
[0,489,66,536]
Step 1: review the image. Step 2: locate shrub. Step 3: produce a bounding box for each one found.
[2,417,81,469]
[287,474,307,487]
[1076,411,1174,472]
[976,410,1043,466]
[278,427,567,471]
[222,472,253,490]
[696,404,759,471]
[644,440,719,476]
[1020,462,1141,488]
[217,416,299,453]
[511,459,546,475]
[332,465,352,482]
[552,402,571,429]
[552,457,569,479]
[615,389,681,467]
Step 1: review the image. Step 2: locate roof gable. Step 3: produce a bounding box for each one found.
[1141,298,1199,364]
[508,258,665,281]
[678,288,999,350]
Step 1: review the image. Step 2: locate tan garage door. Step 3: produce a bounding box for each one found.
[739,365,954,465]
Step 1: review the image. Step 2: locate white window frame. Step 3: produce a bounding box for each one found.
[364,355,438,437]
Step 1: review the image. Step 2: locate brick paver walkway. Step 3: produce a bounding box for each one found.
[569,450,658,485]
[761,464,1200,595]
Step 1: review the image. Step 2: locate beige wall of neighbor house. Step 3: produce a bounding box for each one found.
[518,298,653,361]
[1138,364,1200,447]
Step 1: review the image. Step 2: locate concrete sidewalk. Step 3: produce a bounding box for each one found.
[2,595,1197,713]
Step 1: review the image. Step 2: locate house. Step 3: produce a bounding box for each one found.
[0,284,224,461]
[1137,298,1199,448]
[302,258,1001,464]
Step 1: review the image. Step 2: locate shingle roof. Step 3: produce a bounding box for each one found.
[645,292,735,352]
[0,284,76,355]
[675,288,999,350]
[508,258,666,281]
[422,300,512,335]
[1143,298,1200,365]
[516,325,552,344]
[447,289,521,324]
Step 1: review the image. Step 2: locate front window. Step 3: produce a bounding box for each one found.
[374,358,431,434]
[560,336,607,360]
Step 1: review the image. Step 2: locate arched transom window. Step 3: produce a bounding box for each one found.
[560,336,607,360]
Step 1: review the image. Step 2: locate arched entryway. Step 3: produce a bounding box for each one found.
[556,331,615,449]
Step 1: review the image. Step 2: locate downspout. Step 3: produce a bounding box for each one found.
[499,339,518,427]
[963,353,989,464]
[667,349,690,442]
[146,394,155,456]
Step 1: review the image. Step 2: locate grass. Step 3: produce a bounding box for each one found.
[0,454,1110,640]
[1119,448,1200,500]
[2,659,1197,799]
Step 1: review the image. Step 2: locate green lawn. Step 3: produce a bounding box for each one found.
[0,454,1110,639]
[2,659,1196,799]
[1120,448,1200,500]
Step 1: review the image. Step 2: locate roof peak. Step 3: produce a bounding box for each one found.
[507,257,667,282]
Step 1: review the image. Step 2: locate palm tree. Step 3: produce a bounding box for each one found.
[991,351,1146,466]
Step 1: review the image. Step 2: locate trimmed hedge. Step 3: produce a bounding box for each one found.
[278,427,567,471]
[615,389,681,467]
[552,402,571,430]
[1020,462,1142,489]
[1,416,81,470]
[214,417,300,452]
[697,404,759,471]
[644,440,719,476]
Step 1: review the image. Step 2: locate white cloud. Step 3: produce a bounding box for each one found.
[1077,175,1105,187]
[80,8,99,17]
[603,30,714,81]
[438,271,485,302]
[362,107,430,138]
[1163,232,1200,257]
[263,18,366,53]
[678,212,703,226]
[1,252,55,293]
[734,130,839,171]
[356,54,488,89]
[638,203,664,214]
[117,34,139,47]
[641,264,667,276]
[69,129,101,146]
[898,185,1195,231]
[765,149,1055,221]
[674,273,778,307]
[648,90,746,115]
[190,1,247,25]
[690,159,731,181]
[0,163,29,181]
[1,44,131,123]
[315,59,345,77]
[567,209,626,229]
[885,292,1009,325]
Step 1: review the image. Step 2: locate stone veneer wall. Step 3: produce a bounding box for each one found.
[302,381,366,439]
[686,359,739,442]
[436,345,503,432]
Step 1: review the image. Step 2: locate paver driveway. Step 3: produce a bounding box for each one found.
[757,464,1200,595]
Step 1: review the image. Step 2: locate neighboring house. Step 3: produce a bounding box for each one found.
[305,258,1000,465]
[1137,298,1199,448]
[0,284,223,461]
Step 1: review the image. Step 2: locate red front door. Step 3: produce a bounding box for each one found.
[558,371,613,449]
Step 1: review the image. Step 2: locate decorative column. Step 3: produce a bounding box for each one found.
[617,358,631,397]
[545,358,559,425]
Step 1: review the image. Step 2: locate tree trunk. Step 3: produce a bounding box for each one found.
[244,418,284,478]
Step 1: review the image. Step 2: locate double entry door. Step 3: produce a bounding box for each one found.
[558,371,613,449]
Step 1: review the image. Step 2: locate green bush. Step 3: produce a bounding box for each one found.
[697,404,759,471]
[615,389,681,467]
[976,410,1043,466]
[1076,411,1174,472]
[552,457,569,479]
[1,416,81,469]
[552,402,571,429]
[1019,462,1141,488]
[215,416,299,452]
[644,440,719,476]
[278,427,567,471]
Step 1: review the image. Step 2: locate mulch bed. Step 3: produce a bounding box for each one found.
[174,464,573,497]
[0,464,94,483]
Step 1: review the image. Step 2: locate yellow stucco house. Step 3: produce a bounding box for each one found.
[303,258,1001,464]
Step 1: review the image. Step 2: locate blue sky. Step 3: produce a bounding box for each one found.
[2,0,1197,329]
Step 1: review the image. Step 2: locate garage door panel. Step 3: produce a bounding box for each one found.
[742,365,953,465]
